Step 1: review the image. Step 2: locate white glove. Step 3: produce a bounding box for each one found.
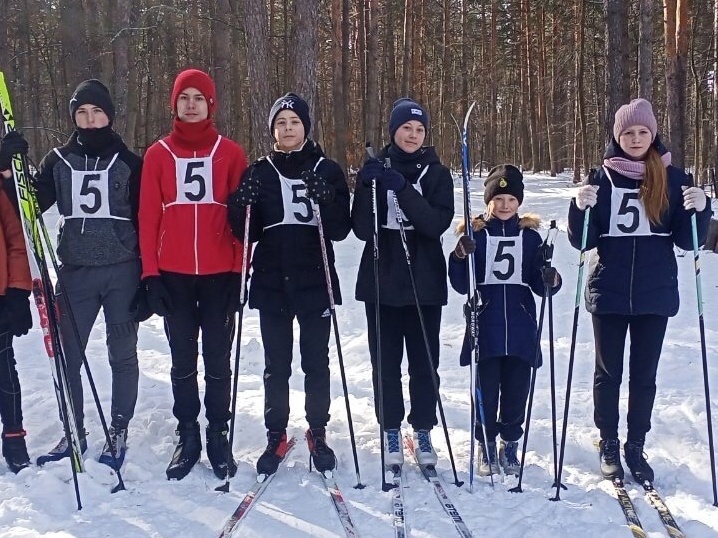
[576,185,599,210]
[682,186,707,212]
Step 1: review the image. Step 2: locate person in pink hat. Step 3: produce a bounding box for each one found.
[568,98,711,483]
[139,68,248,481]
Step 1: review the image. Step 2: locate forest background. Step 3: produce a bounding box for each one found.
[0,0,716,187]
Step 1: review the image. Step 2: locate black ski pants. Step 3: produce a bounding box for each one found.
[162,272,235,426]
[57,259,140,431]
[474,355,531,444]
[0,330,23,431]
[592,313,668,442]
[260,308,331,431]
[365,303,441,431]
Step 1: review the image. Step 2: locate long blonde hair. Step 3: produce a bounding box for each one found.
[640,146,668,225]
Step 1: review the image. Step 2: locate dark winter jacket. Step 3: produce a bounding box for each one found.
[227,140,350,314]
[448,214,560,368]
[352,144,454,306]
[33,131,142,267]
[567,139,712,317]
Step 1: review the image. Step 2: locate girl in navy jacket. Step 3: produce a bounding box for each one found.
[568,99,711,483]
[448,164,561,476]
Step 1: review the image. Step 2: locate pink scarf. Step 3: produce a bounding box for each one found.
[603,152,672,180]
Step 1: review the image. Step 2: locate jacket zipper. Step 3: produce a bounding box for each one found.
[629,237,636,314]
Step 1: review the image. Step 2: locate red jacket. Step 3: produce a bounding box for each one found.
[139,134,247,277]
[0,189,32,295]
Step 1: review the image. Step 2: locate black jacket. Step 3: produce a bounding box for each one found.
[227,140,350,314]
[567,138,712,317]
[352,144,454,306]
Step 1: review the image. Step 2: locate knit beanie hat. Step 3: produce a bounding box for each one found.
[483,164,524,205]
[170,69,217,117]
[388,98,429,139]
[268,93,311,136]
[613,98,657,142]
[69,79,116,126]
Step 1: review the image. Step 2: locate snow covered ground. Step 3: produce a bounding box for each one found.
[2,171,718,537]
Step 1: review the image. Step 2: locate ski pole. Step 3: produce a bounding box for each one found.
[365,144,393,492]
[510,221,557,493]
[311,195,364,489]
[0,73,83,508]
[547,286,565,491]
[216,205,251,493]
[388,184,463,487]
[687,176,718,506]
[552,190,593,502]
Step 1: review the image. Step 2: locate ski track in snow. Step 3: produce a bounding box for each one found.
[2,172,718,537]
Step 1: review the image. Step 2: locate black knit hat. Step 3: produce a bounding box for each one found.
[388,98,429,139]
[483,164,524,205]
[268,92,311,137]
[69,79,116,126]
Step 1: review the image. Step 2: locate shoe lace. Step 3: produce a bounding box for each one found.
[386,430,401,453]
[266,432,286,454]
[625,442,647,466]
[417,430,433,453]
[602,439,621,465]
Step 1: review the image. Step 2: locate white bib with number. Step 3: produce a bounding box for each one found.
[55,150,124,220]
[603,166,667,238]
[483,230,525,286]
[160,137,222,206]
[263,157,324,229]
[383,165,429,231]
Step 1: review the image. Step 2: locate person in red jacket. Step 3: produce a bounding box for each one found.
[0,174,33,474]
[139,68,248,481]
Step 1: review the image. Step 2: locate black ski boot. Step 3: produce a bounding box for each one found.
[206,422,237,480]
[306,427,336,473]
[2,428,30,474]
[624,439,654,483]
[256,430,288,476]
[599,438,624,480]
[166,421,201,480]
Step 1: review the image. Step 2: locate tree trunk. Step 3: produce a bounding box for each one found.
[289,0,320,116]
[241,0,274,156]
[638,0,654,100]
[604,0,630,142]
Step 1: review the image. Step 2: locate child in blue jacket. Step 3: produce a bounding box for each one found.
[448,164,561,476]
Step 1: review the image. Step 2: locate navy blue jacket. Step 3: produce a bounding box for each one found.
[227,140,350,314]
[352,144,454,306]
[448,214,560,368]
[567,140,711,317]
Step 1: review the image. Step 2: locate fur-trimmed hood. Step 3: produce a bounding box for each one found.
[455,213,541,235]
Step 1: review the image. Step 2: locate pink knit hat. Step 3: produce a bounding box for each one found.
[613,98,657,142]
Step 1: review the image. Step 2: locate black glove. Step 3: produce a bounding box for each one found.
[144,276,173,317]
[4,287,32,337]
[225,272,244,314]
[357,158,385,187]
[130,283,152,323]
[454,235,476,259]
[0,131,29,171]
[301,170,333,205]
[378,168,407,193]
[542,267,559,287]
[229,170,260,207]
[535,242,554,269]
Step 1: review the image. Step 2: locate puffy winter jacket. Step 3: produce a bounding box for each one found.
[448,214,559,367]
[227,140,350,314]
[567,139,712,317]
[0,188,31,297]
[352,144,454,306]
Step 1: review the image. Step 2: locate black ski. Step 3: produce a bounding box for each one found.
[640,481,685,538]
[317,470,361,538]
[218,437,297,538]
[404,434,473,538]
[610,478,647,538]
